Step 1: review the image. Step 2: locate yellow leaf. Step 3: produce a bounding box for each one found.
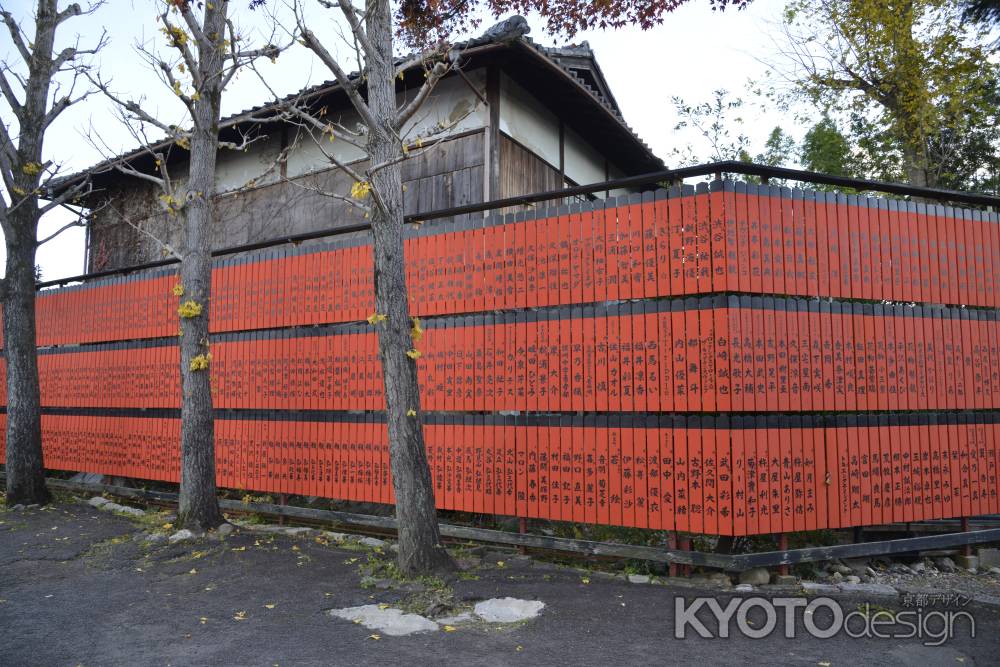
[188,568,198,575]
[443,625,457,632]
[199,617,208,625]
[406,349,421,359]
[231,546,246,552]
[378,603,390,610]
[172,283,184,297]
[366,312,387,325]
[351,180,371,200]
[233,610,248,621]
[264,603,276,610]
[177,300,203,318]
[189,353,212,371]
[496,560,505,568]
[410,317,424,343]
[581,577,590,584]
[406,409,417,417]
[368,634,381,641]
[163,522,174,530]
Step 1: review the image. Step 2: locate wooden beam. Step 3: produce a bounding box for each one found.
[485,65,501,201]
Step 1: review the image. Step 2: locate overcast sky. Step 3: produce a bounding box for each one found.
[2,0,794,282]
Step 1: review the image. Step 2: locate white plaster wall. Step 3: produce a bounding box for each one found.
[498,73,560,169]
[283,73,488,181]
[563,124,606,187]
[214,133,284,193]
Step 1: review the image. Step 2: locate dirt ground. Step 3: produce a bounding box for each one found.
[2,498,999,666]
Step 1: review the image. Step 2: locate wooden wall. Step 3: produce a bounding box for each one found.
[88,130,486,271]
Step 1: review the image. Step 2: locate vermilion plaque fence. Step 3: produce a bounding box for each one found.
[3,180,998,536]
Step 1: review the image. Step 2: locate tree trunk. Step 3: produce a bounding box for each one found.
[902,143,931,189]
[2,234,48,507]
[175,3,226,531]
[1,0,62,507]
[366,0,454,576]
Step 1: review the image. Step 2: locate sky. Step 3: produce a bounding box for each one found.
[1,0,794,282]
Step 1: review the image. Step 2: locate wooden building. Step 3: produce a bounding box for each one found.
[75,20,662,271]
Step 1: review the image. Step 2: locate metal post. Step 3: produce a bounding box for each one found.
[667,532,678,578]
[518,517,528,555]
[678,535,692,576]
[778,534,789,576]
[962,517,972,557]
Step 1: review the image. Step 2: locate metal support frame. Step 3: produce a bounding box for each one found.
[21,476,1000,572]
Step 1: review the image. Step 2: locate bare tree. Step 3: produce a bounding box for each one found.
[0,0,105,506]
[90,0,288,530]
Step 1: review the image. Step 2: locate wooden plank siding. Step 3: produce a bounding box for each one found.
[87,130,486,271]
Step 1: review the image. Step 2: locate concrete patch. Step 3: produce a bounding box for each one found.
[473,597,545,623]
[329,605,440,636]
[436,612,475,625]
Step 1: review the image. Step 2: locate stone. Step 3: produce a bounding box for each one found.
[978,548,1000,569]
[330,605,439,636]
[627,574,651,584]
[830,571,844,582]
[866,567,878,577]
[837,582,897,596]
[733,583,753,593]
[801,582,838,593]
[108,504,145,517]
[707,572,733,587]
[910,561,927,574]
[144,533,168,545]
[889,563,915,575]
[358,536,387,548]
[844,575,861,584]
[474,598,545,623]
[842,558,870,576]
[322,531,350,542]
[25,504,40,510]
[216,523,234,536]
[168,529,196,544]
[771,574,797,586]
[739,567,770,586]
[87,497,111,508]
[8,504,25,511]
[988,567,1000,576]
[934,557,957,573]
[954,555,979,571]
[282,527,315,537]
[829,563,853,576]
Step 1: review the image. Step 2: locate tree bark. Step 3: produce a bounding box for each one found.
[175,3,226,531]
[365,0,453,575]
[1,0,65,507]
[2,235,48,507]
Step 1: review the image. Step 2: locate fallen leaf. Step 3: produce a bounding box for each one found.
[368,633,381,641]
[443,625,457,632]
[817,663,831,667]
[188,568,198,575]
[199,617,208,625]
[378,603,390,610]
[264,603,276,610]
[581,577,590,584]
[291,545,300,552]
[496,560,505,568]
[516,645,523,652]
[233,610,248,621]
[231,546,246,552]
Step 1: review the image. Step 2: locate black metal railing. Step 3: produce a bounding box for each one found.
[37,160,1000,289]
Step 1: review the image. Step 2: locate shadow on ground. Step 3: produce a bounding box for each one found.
[1,500,998,666]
